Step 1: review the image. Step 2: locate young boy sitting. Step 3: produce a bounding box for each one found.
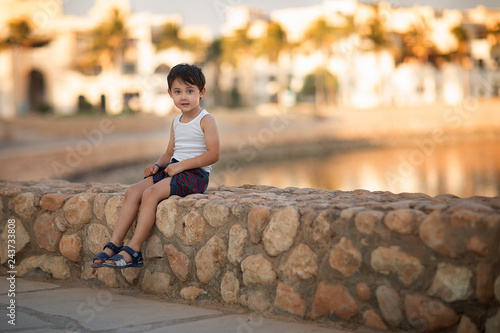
[92,63,220,268]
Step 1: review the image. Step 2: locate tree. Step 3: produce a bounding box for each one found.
[400,15,436,63]
[84,8,129,114]
[254,21,291,102]
[88,8,128,72]
[303,17,350,108]
[1,17,51,115]
[220,25,253,106]
[203,38,223,106]
[154,21,203,59]
[487,21,500,68]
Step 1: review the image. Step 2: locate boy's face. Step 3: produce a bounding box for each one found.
[168,79,206,113]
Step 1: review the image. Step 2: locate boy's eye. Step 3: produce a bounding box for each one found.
[187,90,194,94]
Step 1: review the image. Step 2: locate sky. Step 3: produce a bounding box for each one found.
[63,0,500,35]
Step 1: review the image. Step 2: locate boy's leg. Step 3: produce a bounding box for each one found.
[93,177,154,264]
[106,177,172,265]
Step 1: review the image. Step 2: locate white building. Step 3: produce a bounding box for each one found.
[1,0,499,118]
[0,0,210,119]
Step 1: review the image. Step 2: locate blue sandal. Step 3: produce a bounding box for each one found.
[103,246,144,269]
[91,242,122,268]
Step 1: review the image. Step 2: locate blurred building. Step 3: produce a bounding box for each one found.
[0,0,210,118]
[223,0,500,109]
[1,0,500,118]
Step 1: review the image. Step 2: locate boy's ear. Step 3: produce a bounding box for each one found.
[200,88,206,98]
[168,89,172,98]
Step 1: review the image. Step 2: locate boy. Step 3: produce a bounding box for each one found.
[92,63,220,268]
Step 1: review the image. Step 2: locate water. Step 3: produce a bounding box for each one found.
[74,139,500,198]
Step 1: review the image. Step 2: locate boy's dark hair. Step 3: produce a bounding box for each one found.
[167,64,206,92]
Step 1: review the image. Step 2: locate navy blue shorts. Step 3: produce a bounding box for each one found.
[151,158,209,197]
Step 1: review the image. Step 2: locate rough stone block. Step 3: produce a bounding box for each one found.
[203,201,231,227]
[427,263,473,302]
[10,192,38,220]
[59,233,82,262]
[195,235,226,284]
[273,282,306,318]
[363,309,388,331]
[280,243,318,280]
[41,193,71,211]
[376,285,403,327]
[329,237,362,278]
[370,245,424,287]
[17,255,71,279]
[178,210,206,246]
[141,269,171,294]
[311,282,360,320]
[145,233,164,259]
[248,205,270,244]
[405,294,459,332]
[262,206,299,256]
[156,199,177,238]
[104,194,124,229]
[241,254,276,286]
[164,244,192,281]
[34,212,62,252]
[384,209,426,235]
[228,224,247,264]
[221,271,239,304]
[64,193,95,229]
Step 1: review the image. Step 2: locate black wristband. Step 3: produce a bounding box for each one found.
[154,163,161,168]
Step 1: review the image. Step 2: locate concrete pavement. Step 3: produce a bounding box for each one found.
[0,277,371,333]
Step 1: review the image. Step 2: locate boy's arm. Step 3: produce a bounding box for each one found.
[166,114,220,176]
[144,121,175,177]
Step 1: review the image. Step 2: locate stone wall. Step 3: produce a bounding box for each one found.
[1,179,499,332]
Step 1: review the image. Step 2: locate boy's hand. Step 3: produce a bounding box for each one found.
[144,164,159,177]
[166,162,184,177]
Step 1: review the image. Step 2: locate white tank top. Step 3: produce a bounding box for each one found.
[172,109,211,173]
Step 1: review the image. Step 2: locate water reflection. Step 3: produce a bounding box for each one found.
[215,140,500,198]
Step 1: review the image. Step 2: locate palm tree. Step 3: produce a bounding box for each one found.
[203,38,223,106]
[220,25,253,106]
[303,17,351,109]
[400,15,436,64]
[254,21,290,103]
[89,8,128,72]
[450,25,469,66]
[154,21,203,58]
[1,17,50,115]
[487,21,500,68]
[83,8,128,114]
[360,6,396,104]
[450,24,471,98]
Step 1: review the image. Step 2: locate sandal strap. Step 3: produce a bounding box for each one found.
[103,242,121,254]
[121,246,143,264]
[92,251,110,262]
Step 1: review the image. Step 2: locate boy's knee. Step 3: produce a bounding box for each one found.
[125,185,141,200]
[141,187,156,202]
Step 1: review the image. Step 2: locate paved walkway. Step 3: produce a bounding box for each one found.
[0,277,370,333]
